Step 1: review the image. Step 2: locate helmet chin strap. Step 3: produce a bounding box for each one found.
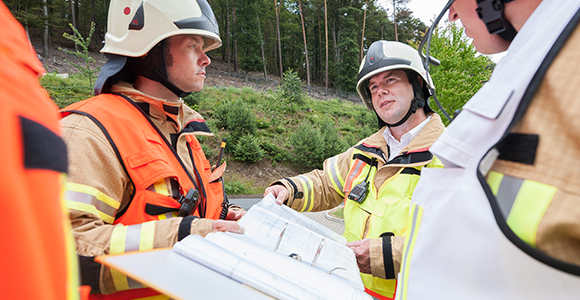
[127,40,192,99]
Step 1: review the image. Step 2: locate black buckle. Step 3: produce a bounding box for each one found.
[476,0,508,35]
[178,189,199,217]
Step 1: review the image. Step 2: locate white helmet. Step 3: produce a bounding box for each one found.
[102,0,221,57]
[356,41,434,112]
[94,0,221,96]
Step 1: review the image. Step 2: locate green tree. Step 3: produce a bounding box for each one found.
[60,22,98,87]
[234,0,263,73]
[278,69,306,107]
[336,6,360,93]
[414,21,494,125]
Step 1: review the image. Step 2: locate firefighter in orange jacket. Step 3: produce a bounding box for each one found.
[60,0,244,298]
[0,1,86,299]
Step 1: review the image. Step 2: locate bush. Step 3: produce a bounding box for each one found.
[233,134,264,163]
[319,116,349,157]
[290,120,325,169]
[183,91,206,108]
[278,69,306,107]
[225,179,251,195]
[227,102,257,146]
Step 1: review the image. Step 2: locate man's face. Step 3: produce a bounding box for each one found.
[368,70,415,125]
[166,35,210,93]
[448,0,510,54]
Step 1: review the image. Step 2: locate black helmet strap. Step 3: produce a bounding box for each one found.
[127,40,191,98]
[476,0,517,42]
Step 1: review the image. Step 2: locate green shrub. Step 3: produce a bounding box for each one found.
[277,69,306,107]
[226,102,257,145]
[290,120,325,169]
[183,91,206,108]
[41,73,93,108]
[233,134,264,163]
[320,116,349,157]
[225,179,250,195]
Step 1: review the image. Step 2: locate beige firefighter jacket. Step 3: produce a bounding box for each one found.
[272,112,444,279]
[61,82,218,294]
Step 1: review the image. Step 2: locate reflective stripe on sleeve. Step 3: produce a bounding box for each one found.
[344,160,366,195]
[152,178,171,197]
[327,155,345,197]
[295,175,314,212]
[64,182,120,224]
[110,222,156,291]
[487,171,557,247]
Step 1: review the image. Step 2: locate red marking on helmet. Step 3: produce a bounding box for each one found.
[124,7,131,15]
[370,56,374,60]
[132,20,138,24]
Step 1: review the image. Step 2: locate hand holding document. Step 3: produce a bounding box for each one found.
[97,193,370,300]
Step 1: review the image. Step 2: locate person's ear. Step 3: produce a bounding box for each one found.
[417,76,424,88]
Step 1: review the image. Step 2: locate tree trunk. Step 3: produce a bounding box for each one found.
[43,0,48,57]
[226,0,231,74]
[324,0,328,96]
[360,0,368,62]
[392,0,398,42]
[274,0,282,78]
[318,17,322,84]
[255,4,267,79]
[297,0,310,93]
[233,6,238,73]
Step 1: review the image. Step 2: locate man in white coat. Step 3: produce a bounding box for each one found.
[396,0,580,299]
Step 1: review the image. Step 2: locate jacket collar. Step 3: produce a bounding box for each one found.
[359,112,445,165]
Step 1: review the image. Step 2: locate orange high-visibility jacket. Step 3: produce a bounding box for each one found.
[61,93,225,299]
[0,1,83,299]
[61,93,225,225]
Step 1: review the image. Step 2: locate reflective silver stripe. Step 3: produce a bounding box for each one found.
[399,204,421,300]
[496,175,524,219]
[346,160,365,190]
[297,175,314,212]
[328,156,344,195]
[124,224,143,252]
[65,189,117,218]
[127,277,144,289]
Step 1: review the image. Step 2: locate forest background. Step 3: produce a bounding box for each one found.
[6,0,495,195]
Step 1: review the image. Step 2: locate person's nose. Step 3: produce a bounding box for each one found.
[376,82,389,96]
[199,50,211,66]
[448,5,459,22]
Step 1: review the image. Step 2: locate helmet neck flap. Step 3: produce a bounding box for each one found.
[127,40,191,98]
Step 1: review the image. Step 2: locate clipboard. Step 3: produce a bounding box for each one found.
[96,248,273,300]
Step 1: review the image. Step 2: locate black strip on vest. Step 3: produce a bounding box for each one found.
[135,102,150,115]
[182,120,212,134]
[178,215,199,241]
[20,116,68,173]
[354,144,386,161]
[379,232,396,279]
[163,104,179,115]
[496,133,539,165]
[170,133,179,149]
[188,144,207,218]
[387,151,433,165]
[145,204,178,216]
[479,7,580,276]
[401,167,421,176]
[78,255,101,294]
